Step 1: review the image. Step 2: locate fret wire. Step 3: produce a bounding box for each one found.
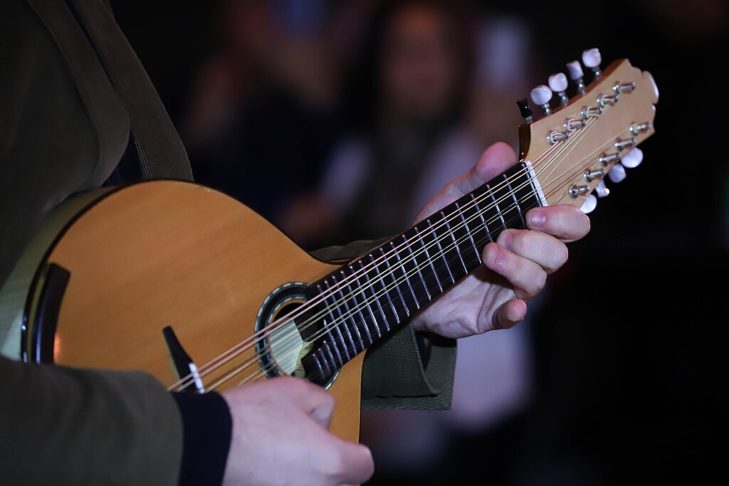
[380,247,410,318]
[323,277,353,361]
[358,260,390,333]
[487,183,508,232]
[309,349,329,379]
[343,262,376,344]
[339,270,364,359]
[370,254,401,324]
[402,236,431,302]
[322,340,339,371]
[440,210,467,275]
[352,260,382,339]
[314,279,349,366]
[454,201,481,264]
[338,269,367,350]
[524,162,546,208]
[330,277,354,365]
[310,353,327,379]
[427,218,456,284]
[391,240,421,310]
[471,191,493,242]
[414,226,443,293]
[503,173,526,227]
[315,283,338,332]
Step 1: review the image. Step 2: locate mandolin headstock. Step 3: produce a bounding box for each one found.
[518,49,659,213]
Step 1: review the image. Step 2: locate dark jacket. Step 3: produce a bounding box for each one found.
[0,1,456,484]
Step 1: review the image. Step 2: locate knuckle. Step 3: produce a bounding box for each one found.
[320,391,335,412]
[529,270,547,296]
[554,243,569,269]
[482,242,500,268]
[511,231,531,256]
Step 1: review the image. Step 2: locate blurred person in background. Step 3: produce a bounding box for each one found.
[285,0,477,247]
[183,0,341,230]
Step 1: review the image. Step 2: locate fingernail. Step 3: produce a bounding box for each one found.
[528,210,545,228]
[497,231,512,248]
[483,243,500,267]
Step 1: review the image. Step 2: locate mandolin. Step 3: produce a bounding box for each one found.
[0,52,658,442]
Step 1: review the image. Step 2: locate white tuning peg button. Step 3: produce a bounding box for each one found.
[608,163,627,183]
[580,194,597,214]
[566,61,583,80]
[566,60,586,93]
[530,85,553,114]
[548,73,568,92]
[582,48,602,77]
[581,48,602,69]
[621,147,643,169]
[549,73,569,105]
[595,180,610,198]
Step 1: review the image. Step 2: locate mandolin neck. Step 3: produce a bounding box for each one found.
[302,161,545,383]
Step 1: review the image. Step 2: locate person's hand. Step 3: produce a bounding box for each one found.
[410,142,591,338]
[222,377,373,485]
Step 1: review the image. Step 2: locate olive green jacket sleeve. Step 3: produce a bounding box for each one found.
[0,357,183,485]
[312,239,457,410]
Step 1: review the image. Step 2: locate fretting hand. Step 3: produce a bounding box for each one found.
[410,142,591,338]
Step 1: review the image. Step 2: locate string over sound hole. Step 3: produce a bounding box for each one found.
[254,282,338,388]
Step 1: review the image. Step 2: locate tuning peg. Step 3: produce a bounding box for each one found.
[516,98,533,123]
[608,163,627,183]
[530,85,553,115]
[580,194,597,214]
[582,48,602,78]
[566,60,586,94]
[621,147,643,169]
[548,73,569,106]
[595,180,610,198]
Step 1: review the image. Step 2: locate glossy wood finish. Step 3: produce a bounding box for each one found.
[29,181,362,441]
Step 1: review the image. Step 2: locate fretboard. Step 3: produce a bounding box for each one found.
[302,162,544,384]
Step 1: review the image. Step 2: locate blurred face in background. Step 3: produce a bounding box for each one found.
[380,4,459,123]
[223,0,279,66]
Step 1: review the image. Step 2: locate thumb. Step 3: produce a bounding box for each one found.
[332,439,375,485]
[491,298,527,330]
[415,142,518,222]
[455,141,518,193]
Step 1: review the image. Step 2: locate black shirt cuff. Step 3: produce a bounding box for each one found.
[172,392,232,486]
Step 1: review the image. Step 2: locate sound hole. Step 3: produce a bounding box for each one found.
[254,282,338,388]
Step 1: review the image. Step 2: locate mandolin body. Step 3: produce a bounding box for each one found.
[0,181,363,442]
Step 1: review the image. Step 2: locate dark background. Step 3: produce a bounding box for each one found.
[112,0,728,483]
